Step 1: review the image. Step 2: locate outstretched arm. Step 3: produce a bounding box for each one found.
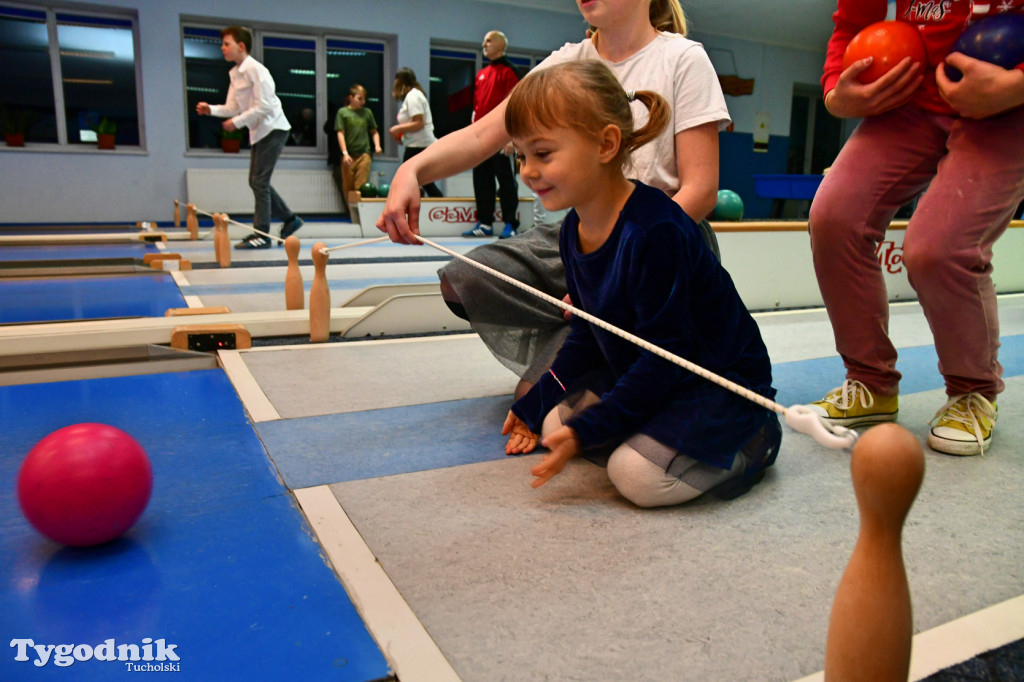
[376,98,513,244]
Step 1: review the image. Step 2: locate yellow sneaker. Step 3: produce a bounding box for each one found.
[808,380,899,428]
[928,393,997,456]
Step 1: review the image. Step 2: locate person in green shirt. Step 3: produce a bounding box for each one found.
[335,84,382,215]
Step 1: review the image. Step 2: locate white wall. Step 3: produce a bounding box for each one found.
[0,0,584,223]
[698,32,826,137]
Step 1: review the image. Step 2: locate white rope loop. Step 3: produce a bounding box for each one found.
[415,235,858,451]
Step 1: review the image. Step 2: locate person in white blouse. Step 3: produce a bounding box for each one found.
[197,26,303,248]
[389,68,443,198]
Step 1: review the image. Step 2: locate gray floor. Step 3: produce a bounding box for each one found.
[327,380,1023,682]
[232,297,1024,681]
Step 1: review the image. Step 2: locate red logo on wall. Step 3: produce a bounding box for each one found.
[875,240,904,274]
[426,207,518,224]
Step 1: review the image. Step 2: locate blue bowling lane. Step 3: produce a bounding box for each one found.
[0,275,187,323]
[0,371,390,681]
[0,243,161,262]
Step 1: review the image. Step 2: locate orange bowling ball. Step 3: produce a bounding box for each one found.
[842,20,927,84]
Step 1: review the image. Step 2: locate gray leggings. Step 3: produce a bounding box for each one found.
[540,409,740,508]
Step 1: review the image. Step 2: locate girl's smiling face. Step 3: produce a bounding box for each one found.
[515,126,609,212]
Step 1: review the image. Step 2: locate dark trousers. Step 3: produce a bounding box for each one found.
[472,151,519,228]
[249,128,294,231]
[404,147,443,197]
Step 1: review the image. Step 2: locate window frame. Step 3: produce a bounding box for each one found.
[428,40,548,138]
[0,1,144,153]
[181,19,397,160]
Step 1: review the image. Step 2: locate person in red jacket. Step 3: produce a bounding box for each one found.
[808,1,1024,456]
[463,30,522,239]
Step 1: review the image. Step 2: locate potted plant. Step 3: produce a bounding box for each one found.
[218,128,244,153]
[1,106,34,147]
[94,118,117,149]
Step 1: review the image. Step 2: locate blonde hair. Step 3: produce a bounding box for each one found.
[505,61,669,169]
[589,0,687,38]
[652,0,687,34]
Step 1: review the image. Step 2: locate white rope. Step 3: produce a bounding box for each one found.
[415,234,857,451]
[191,206,282,244]
[320,235,390,254]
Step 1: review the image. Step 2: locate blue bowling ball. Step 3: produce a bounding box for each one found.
[945,13,1024,82]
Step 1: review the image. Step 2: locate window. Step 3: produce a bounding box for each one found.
[183,27,240,151]
[264,36,317,148]
[182,22,394,158]
[1,6,57,143]
[0,4,141,149]
[428,45,545,139]
[58,13,140,145]
[327,39,386,154]
[428,48,476,139]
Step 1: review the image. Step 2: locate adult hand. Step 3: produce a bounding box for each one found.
[342,154,353,168]
[222,119,236,132]
[530,425,579,488]
[562,293,573,320]
[389,125,403,142]
[502,411,539,455]
[196,102,211,116]
[937,53,1024,119]
[376,163,423,244]
[825,56,923,119]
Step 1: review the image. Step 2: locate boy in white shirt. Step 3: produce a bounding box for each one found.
[197,26,303,248]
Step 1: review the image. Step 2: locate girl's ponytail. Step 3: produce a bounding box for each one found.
[624,90,670,156]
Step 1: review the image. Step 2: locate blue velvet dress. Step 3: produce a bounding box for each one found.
[512,181,777,471]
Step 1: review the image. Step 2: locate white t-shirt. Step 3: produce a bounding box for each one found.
[209,56,291,145]
[396,88,437,149]
[537,33,730,196]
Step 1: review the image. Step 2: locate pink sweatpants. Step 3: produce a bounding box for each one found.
[809,103,1024,400]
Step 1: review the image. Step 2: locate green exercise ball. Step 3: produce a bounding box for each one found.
[359,182,378,198]
[377,183,390,198]
[713,189,744,221]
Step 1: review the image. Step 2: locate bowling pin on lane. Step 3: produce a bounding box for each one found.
[212,213,223,265]
[215,213,232,268]
[284,235,304,310]
[186,203,199,240]
[174,199,181,228]
[824,423,925,682]
[309,242,330,342]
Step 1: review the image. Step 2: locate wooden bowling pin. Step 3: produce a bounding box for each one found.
[211,213,222,263]
[186,203,199,241]
[214,213,231,268]
[309,242,330,342]
[824,422,925,682]
[174,199,181,227]
[212,213,223,265]
[284,235,304,310]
